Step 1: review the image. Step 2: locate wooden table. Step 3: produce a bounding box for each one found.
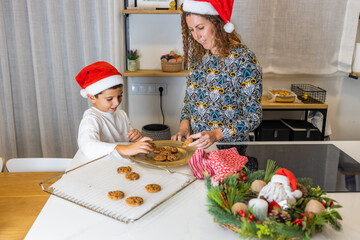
[261,98,328,140]
[0,172,61,240]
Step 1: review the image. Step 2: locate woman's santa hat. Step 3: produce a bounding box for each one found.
[183,0,235,33]
[271,168,302,199]
[75,61,124,98]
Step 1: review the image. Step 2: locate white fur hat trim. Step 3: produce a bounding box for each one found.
[183,0,218,15]
[80,75,123,98]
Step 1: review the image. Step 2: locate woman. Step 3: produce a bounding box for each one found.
[171,0,262,149]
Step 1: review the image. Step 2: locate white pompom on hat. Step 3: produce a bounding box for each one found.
[183,0,235,33]
[75,61,124,98]
[270,168,303,199]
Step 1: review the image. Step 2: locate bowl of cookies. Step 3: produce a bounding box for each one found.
[130,140,196,167]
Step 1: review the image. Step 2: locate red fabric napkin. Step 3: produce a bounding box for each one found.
[207,147,248,182]
[188,148,214,179]
[188,147,248,181]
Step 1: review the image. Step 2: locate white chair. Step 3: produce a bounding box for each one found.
[6,158,72,172]
[0,157,5,172]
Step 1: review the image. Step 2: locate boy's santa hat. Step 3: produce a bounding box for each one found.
[270,168,302,198]
[183,0,235,33]
[75,61,124,98]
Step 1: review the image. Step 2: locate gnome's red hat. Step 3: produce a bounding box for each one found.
[183,0,235,33]
[271,168,302,198]
[75,61,123,98]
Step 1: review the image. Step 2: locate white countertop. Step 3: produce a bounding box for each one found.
[25,141,360,240]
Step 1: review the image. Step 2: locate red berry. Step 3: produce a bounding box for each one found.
[239,210,243,214]
[323,202,327,207]
[249,215,254,220]
[247,219,251,223]
[241,212,246,217]
[241,173,245,177]
[330,201,334,207]
[242,177,247,181]
[257,221,262,224]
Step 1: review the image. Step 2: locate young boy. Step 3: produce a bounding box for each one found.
[75,61,152,159]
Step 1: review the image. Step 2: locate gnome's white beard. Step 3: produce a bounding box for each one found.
[259,182,297,204]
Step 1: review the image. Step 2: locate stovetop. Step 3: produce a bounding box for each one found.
[216,143,360,193]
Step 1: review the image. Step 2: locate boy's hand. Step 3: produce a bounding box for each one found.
[115,137,153,156]
[127,129,143,142]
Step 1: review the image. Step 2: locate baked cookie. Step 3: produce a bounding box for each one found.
[182,138,193,147]
[167,154,180,162]
[125,196,144,207]
[145,184,161,193]
[117,166,132,174]
[125,172,140,181]
[108,190,125,200]
[153,154,166,161]
[153,147,165,154]
[149,142,156,150]
[169,146,178,153]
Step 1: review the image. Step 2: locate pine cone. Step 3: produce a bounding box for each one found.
[297,183,308,198]
[269,209,291,223]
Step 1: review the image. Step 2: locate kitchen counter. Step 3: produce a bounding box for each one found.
[24,141,360,240]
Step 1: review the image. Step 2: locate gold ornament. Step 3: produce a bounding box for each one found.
[169,1,176,10]
[305,199,325,214]
[231,202,248,214]
[250,180,266,193]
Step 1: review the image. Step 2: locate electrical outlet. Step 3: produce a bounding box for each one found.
[129,83,167,95]
[156,83,167,96]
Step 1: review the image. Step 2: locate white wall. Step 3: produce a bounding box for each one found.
[126,14,360,141]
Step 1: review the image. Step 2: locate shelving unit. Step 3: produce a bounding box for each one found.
[122,9,181,15]
[124,69,188,77]
[122,5,185,78]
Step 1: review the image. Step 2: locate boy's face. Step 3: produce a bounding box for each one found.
[88,86,123,113]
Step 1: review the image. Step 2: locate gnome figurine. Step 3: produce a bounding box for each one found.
[259,168,302,205]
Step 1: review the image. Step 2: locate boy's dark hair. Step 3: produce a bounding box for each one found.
[94,84,123,98]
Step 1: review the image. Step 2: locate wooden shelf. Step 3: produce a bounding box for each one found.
[124,69,188,77]
[122,9,181,15]
[262,98,328,109]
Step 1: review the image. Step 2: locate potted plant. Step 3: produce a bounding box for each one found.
[127,49,139,71]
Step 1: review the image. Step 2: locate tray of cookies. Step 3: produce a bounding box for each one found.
[130,140,197,167]
[40,154,196,223]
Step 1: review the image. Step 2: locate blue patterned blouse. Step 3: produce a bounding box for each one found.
[180,44,263,142]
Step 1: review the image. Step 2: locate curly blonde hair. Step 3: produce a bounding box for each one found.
[181,7,242,68]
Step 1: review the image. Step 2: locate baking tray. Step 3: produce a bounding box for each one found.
[40,154,196,223]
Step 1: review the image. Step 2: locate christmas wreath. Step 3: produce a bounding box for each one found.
[206,160,343,240]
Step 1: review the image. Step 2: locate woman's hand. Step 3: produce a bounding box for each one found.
[171,120,191,141]
[115,137,153,156]
[127,129,143,142]
[188,129,224,149]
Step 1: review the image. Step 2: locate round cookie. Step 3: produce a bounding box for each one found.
[182,138,193,147]
[167,154,180,162]
[145,184,161,193]
[169,146,178,153]
[153,154,166,161]
[125,172,140,181]
[108,190,125,200]
[125,196,144,207]
[117,166,132,174]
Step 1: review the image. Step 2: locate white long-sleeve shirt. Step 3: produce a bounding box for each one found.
[77,107,133,159]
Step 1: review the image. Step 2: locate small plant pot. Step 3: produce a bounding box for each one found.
[128,59,138,71]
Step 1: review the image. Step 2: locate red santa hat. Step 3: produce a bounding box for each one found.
[75,61,124,98]
[183,0,235,33]
[270,168,302,198]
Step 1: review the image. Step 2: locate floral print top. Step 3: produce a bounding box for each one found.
[180,44,263,142]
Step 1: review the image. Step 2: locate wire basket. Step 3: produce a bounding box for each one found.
[291,84,326,103]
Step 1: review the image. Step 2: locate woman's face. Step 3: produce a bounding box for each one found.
[186,14,217,54]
